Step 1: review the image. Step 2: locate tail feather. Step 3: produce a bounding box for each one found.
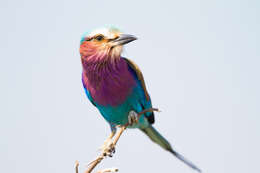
[140,125,201,172]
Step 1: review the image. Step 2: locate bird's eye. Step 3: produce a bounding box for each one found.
[95,35,104,41]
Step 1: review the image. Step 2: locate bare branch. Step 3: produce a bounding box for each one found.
[97,168,119,173]
[75,160,79,173]
[76,107,160,173]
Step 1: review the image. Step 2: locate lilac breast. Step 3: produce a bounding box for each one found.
[82,58,136,106]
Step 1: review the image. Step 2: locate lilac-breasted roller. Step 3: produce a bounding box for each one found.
[80,27,201,172]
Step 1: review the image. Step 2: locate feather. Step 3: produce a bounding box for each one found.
[141,125,201,172]
[123,58,150,101]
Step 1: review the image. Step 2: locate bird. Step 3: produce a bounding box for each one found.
[80,27,201,172]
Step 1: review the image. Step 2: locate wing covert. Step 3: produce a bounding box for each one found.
[123,58,154,124]
[123,58,150,101]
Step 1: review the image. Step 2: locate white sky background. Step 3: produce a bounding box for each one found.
[0,0,259,173]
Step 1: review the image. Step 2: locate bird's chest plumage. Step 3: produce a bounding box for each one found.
[82,60,136,107]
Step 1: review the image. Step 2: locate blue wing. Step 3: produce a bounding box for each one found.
[123,58,155,124]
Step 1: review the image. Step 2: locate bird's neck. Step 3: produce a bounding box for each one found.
[81,54,121,83]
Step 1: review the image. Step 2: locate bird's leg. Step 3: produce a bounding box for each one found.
[128,110,139,126]
[112,126,126,146]
[100,130,116,157]
[87,126,127,172]
[100,125,127,158]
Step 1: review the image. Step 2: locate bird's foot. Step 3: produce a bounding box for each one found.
[128,110,139,126]
[100,138,115,157]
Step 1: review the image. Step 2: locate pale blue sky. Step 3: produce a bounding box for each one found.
[0,0,259,173]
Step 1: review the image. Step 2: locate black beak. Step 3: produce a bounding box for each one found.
[111,34,137,46]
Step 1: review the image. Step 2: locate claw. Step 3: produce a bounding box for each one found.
[128,110,139,125]
[100,138,116,157]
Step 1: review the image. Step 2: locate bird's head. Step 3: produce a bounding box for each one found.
[80,27,137,62]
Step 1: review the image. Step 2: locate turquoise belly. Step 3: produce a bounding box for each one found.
[95,87,149,129]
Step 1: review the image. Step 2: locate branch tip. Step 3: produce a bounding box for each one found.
[97,167,119,173]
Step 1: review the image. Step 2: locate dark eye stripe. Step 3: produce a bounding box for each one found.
[84,34,105,42]
[85,37,92,41]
